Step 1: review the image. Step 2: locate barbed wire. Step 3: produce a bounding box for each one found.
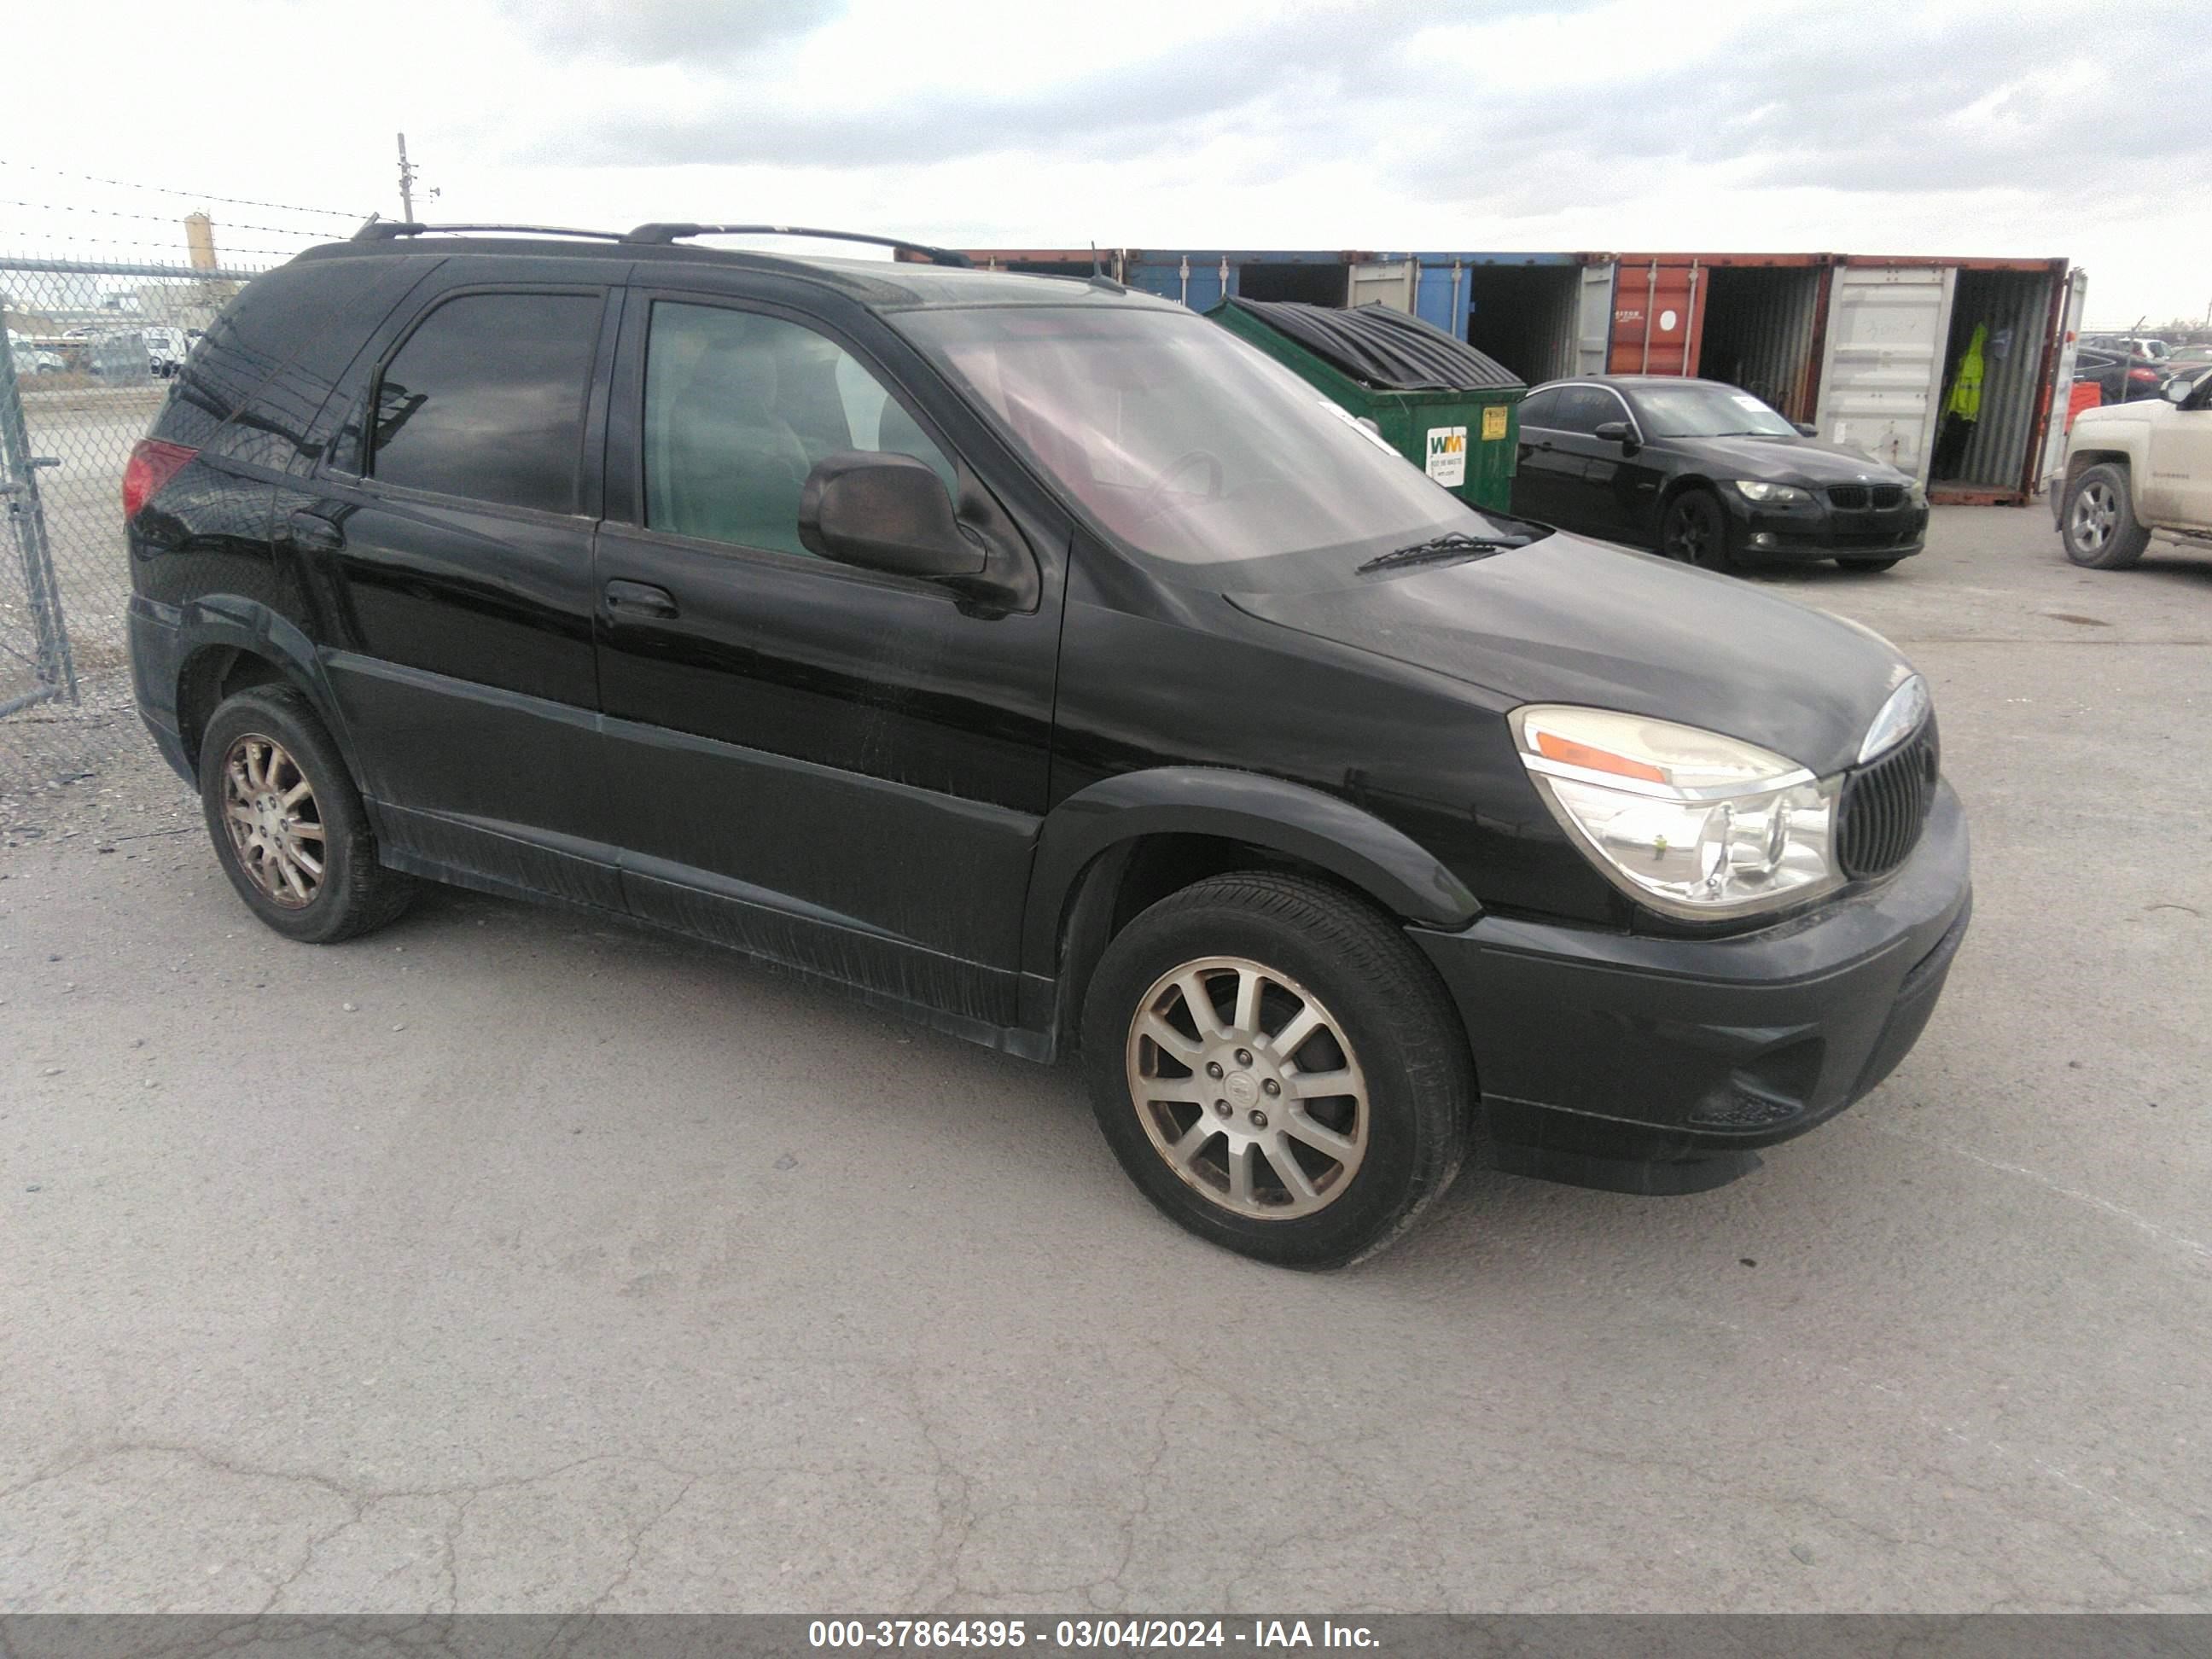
[0,160,368,221]
[2,198,336,239]
[0,230,294,260]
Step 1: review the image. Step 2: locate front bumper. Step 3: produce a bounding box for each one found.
[1717,488,1929,563]
[1412,781,1970,1194]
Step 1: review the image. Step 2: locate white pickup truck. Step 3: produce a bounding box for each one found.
[2056,373,2212,568]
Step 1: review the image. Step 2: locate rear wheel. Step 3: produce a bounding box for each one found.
[198,685,414,944]
[1660,488,1733,570]
[2061,463,2151,568]
[1081,872,1472,1269]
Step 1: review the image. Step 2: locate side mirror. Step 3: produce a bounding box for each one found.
[1794,422,1819,438]
[798,451,985,579]
[2161,377,2191,404]
[1592,420,1636,448]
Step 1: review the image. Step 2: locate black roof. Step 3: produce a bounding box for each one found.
[291,227,1178,313]
[1221,297,1522,392]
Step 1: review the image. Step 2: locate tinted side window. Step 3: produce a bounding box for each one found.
[1549,388,1611,435]
[371,292,603,513]
[643,302,956,557]
[1518,387,1561,428]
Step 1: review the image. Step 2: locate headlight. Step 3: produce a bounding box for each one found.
[1511,706,1842,920]
[1732,480,1813,505]
[1907,480,1929,508]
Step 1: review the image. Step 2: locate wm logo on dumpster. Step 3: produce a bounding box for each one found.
[1425,425,1467,486]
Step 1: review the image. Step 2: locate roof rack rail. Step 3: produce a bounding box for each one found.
[623,223,973,267]
[351,222,630,243]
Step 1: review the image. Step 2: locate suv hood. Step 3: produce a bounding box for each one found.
[1227,533,1915,778]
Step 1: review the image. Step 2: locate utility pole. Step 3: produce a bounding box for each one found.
[396,133,438,222]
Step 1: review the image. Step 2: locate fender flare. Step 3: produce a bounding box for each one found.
[1020,765,1480,977]
[166,596,358,777]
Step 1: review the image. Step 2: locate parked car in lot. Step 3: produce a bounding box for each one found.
[125,224,1970,1266]
[9,342,64,375]
[1510,375,1930,572]
[2057,370,2212,567]
[140,325,192,377]
[2072,346,2171,405]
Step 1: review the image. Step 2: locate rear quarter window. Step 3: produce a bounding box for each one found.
[159,257,432,474]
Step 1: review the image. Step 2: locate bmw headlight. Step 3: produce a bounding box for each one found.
[1511,706,1841,920]
[1732,480,1813,505]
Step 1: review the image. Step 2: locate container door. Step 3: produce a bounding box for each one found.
[1349,260,1417,312]
[1608,260,1707,377]
[1575,263,1615,375]
[2031,266,2090,498]
[1813,264,1958,485]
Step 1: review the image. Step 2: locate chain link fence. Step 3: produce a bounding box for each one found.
[3,255,274,796]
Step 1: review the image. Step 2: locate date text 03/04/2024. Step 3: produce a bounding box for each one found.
[806,1619,1381,1650]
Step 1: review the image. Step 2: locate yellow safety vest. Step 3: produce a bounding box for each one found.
[1944,323,1987,422]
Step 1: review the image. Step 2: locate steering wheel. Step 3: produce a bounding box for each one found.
[1133,449,1225,522]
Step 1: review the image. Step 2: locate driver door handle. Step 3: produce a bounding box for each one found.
[604,579,679,619]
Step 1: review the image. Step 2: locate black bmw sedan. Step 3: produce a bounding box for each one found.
[1510,376,1930,573]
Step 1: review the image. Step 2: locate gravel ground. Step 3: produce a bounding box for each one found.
[1,505,2208,1614]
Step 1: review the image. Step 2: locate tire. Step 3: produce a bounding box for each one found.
[197,684,415,944]
[1836,557,1903,573]
[1080,871,1473,1269]
[2061,463,2151,569]
[1660,488,1734,571]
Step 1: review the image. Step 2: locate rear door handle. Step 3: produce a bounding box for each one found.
[604,579,678,619]
[282,509,345,552]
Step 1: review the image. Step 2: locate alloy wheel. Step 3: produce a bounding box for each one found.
[220,733,326,909]
[1124,955,1369,1220]
[1666,509,1710,564]
[2069,481,2116,554]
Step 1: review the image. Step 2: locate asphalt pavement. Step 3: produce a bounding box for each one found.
[2,506,2208,1613]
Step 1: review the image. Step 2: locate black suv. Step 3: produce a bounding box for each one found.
[125,224,1971,1267]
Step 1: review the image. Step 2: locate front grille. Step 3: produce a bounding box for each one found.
[1826,483,1908,511]
[1838,718,1940,879]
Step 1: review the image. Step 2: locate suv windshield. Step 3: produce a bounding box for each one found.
[1633,384,1799,439]
[897,306,1515,571]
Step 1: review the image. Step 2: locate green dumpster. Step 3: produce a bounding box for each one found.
[1206,296,1525,514]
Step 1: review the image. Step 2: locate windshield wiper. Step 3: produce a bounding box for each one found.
[1357,533,1516,573]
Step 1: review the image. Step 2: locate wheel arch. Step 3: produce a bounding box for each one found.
[170,597,352,781]
[1022,767,1481,997]
[2063,447,2134,490]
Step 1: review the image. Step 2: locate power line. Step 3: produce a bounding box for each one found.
[0,160,366,221]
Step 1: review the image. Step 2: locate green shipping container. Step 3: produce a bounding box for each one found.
[1206,296,1526,514]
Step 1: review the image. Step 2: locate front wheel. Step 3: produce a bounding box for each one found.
[2061,463,2151,568]
[198,684,415,944]
[1081,872,1473,1269]
[1660,488,1733,570]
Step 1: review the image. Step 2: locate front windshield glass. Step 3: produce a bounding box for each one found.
[1633,384,1799,439]
[896,306,1516,569]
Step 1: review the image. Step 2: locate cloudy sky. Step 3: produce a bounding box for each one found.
[3,0,2207,325]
